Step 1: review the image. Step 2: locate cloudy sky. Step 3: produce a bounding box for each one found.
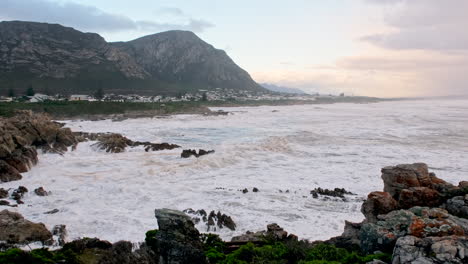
[1,0,467,97]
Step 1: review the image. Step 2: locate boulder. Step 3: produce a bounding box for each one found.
[0,160,22,182]
[92,134,133,153]
[360,207,468,254]
[11,186,28,202]
[152,208,206,264]
[381,163,455,199]
[34,187,50,196]
[181,149,215,158]
[0,200,10,206]
[443,195,468,219]
[361,191,398,223]
[459,181,468,189]
[397,187,442,209]
[52,224,67,246]
[326,221,362,251]
[392,235,468,264]
[231,223,296,243]
[0,210,52,244]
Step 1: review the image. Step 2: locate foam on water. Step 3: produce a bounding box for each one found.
[2,99,468,243]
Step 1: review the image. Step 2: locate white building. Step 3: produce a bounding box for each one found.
[28,93,50,103]
[70,95,90,101]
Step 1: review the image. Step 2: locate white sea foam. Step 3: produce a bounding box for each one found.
[1,99,467,243]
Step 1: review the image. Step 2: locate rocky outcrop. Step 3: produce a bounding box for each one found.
[152,208,206,264]
[231,223,297,244]
[77,132,180,153]
[0,210,52,244]
[443,194,468,219]
[0,188,8,199]
[310,187,355,199]
[361,192,398,223]
[0,111,77,182]
[34,186,50,196]
[181,149,215,158]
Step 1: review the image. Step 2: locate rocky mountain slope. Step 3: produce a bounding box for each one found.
[0,21,265,95]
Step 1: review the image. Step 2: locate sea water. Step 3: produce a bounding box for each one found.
[2,99,468,242]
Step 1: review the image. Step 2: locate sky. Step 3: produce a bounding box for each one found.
[1,0,468,97]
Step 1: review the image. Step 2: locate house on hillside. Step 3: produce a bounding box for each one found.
[70,95,90,101]
[28,93,50,103]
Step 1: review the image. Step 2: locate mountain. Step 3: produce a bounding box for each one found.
[0,21,266,96]
[261,83,308,94]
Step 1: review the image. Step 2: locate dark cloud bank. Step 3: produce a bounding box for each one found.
[0,0,214,33]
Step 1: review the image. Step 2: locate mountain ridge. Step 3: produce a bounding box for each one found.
[0,21,266,95]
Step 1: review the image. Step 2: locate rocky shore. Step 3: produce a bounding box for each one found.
[0,162,466,263]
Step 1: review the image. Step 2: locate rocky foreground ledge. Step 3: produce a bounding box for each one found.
[0,163,467,263]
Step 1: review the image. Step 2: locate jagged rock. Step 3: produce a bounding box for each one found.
[52,224,67,246]
[359,207,468,254]
[34,186,50,196]
[398,187,442,209]
[143,142,180,152]
[0,210,52,244]
[253,187,259,192]
[184,209,236,231]
[361,191,398,223]
[181,149,215,158]
[99,241,158,264]
[153,208,206,264]
[92,134,133,153]
[392,235,468,264]
[0,188,8,198]
[381,163,455,199]
[0,200,10,206]
[242,188,248,194]
[0,112,77,182]
[310,187,354,199]
[443,195,468,219]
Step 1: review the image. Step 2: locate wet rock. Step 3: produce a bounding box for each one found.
[381,163,455,199]
[92,133,133,153]
[184,209,236,231]
[359,207,468,254]
[181,149,215,158]
[392,235,468,264]
[143,142,180,152]
[11,186,28,201]
[361,191,398,223]
[0,112,77,182]
[326,221,362,251]
[253,187,259,192]
[34,186,50,196]
[153,208,206,264]
[0,210,52,244]
[44,209,59,214]
[310,187,354,198]
[443,195,468,219]
[266,223,288,240]
[242,188,248,194]
[0,188,7,198]
[0,200,10,206]
[52,224,67,246]
[459,181,468,189]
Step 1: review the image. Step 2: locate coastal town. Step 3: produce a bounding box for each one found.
[0,88,332,103]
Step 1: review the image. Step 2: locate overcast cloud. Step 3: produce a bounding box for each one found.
[362,0,468,51]
[0,0,214,33]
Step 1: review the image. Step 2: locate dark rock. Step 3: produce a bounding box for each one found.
[153,208,206,264]
[34,186,50,196]
[44,209,59,214]
[253,187,259,192]
[181,149,215,158]
[361,191,398,223]
[242,188,248,194]
[143,143,180,152]
[52,224,67,246]
[231,223,295,243]
[0,210,53,244]
[459,181,468,189]
[92,133,133,153]
[99,241,158,264]
[0,188,7,198]
[310,187,354,198]
[0,160,22,182]
[443,194,468,219]
[326,221,362,251]
[0,200,9,206]
[11,186,28,201]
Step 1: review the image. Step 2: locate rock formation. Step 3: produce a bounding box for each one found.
[0,111,77,182]
[328,163,468,263]
[181,149,215,158]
